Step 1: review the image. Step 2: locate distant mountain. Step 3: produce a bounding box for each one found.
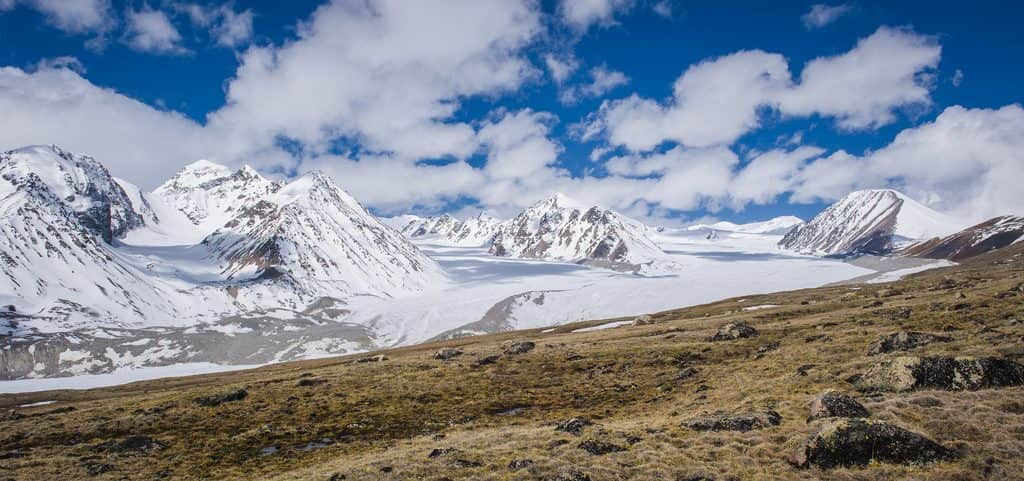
[901,215,1024,261]
[489,193,667,272]
[689,216,804,235]
[401,213,505,246]
[779,189,963,256]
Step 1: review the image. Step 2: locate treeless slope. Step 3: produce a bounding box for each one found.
[2,244,1023,480]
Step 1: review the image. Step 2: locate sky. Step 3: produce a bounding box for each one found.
[1,0,1022,226]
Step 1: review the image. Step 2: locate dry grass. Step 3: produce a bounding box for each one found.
[2,245,1024,480]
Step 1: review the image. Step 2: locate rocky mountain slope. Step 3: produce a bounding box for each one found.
[779,189,963,256]
[697,216,804,235]
[489,194,668,272]
[901,215,1024,261]
[401,213,505,246]
[3,241,1022,481]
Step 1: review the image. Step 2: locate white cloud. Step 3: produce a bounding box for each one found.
[652,1,673,18]
[544,54,578,83]
[952,69,964,87]
[0,0,112,34]
[174,1,254,48]
[558,0,635,32]
[802,4,852,29]
[559,65,629,104]
[32,55,86,74]
[588,27,940,152]
[123,6,187,55]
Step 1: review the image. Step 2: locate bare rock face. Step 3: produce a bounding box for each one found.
[790,418,956,468]
[854,356,1024,392]
[708,323,758,342]
[808,390,869,421]
[866,331,952,356]
[681,410,781,432]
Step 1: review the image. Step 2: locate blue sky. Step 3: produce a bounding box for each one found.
[1,0,1022,225]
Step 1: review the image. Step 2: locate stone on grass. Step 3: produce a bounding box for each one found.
[682,410,781,432]
[854,356,1024,392]
[790,418,956,468]
[555,417,592,435]
[433,348,463,361]
[504,341,536,355]
[708,323,758,341]
[577,439,626,455]
[193,388,248,407]
[808,390,869,421]
[866,331,952,356]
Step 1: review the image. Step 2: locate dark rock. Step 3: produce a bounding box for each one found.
[548,439,569,449]
[546,471,591,481]
[577,439,626,455]
[808,390,869,420]
[450,458,482,468]
[708,323,758,341]
[355,354,387,363]
[682,410,781,432]
[472,355,500,367]
[790,418,956,468]
[94,435,167,454]
[676,367,698,381]
[854,356,1024,392]
[328,474,346,481]
[866,331,953,356]
[1,409,24,421]
[297,378,326,387]
[504,341,536,355]
[433,348,463,361]
[796,364,815,376]
[193,388,248,407]
[428,447,459,458]
[83,462,115,476]
[508,459,533,470]
[555,417,592,435]
[677,472,716,481]
[379,466,392,473]
[756,342,780,356]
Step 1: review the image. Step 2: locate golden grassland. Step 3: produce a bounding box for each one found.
[2,244,1023,480]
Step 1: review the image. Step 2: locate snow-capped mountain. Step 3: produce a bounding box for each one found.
[703,216,804,235]
[401,212,505,246]
[779,189,963,256]
[488,193,667,271]
[203,171,445,298]
[901,215,1024,261]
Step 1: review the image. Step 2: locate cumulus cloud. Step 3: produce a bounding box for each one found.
[123,6,187,55]
[558,0,635,32]
[544,54,578,84]
[651,1,673,18]
[175,1,254,48]
[587,27,940,152]
[802,4,852,29]
[0,0,112,34]
[559,65,629,104]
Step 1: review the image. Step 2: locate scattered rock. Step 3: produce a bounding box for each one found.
[93,435,167,454]
[708,323,758,341]
[450,458,482,468]
[508,459,533,470]
[297,378,326,387]
[796,364,815,376]
[676,367,698,381]
[356,354,387,363]
[471,355,500,367]
[804,334,830,343]
[577,440,626,455]
[428,447,459,458]
[790,418,956,468]
[1,409,24,421]
[83,461,115,476]
[504,341,536,355]
[682,410,781,432]
[677,472,716,481]
[808,390,869,421]
[854,356,1024,392]
[555,417,592,435]
[433,348,463,361]
[193,388,248,407]
[866,331,953,356]
[328,474,346,481]
[632,314,654,325]
[546,471,592,481]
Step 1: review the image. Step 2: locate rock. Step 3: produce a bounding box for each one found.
[676,367,698,381]
[93,435,167,454]
[795,364,815,376]
[677,472,716,481]
[555,417,592,435]
[471,355,500,367]
[356,354,387,363]
[682,410,781,432]
[756,342,780,357]
[328,474,346,481]
[632,314,654,326]
[1,409,24,421]
[193,388,248,407]
[808,390,869,420]
[508,459,533,470]
[866,331,953,356]
[546,471,592,481]
[854,356,1024,392]
[450,458,482,468]
[504,341,536,356]
[708,323,758,341]
[83,461,115,476]
[790,418,956,468]
[297,378,326,387]
[433,348,463,361]
[428,447,459,458]
[578,439,626,455]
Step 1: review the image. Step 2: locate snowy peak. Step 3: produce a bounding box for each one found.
[401,212,504,246]
[779,189,963,256]
[901,215,1024,261]
[160,159,233,190]
[153,160,280,232]
[0,145,149,243]
[700,216,804,235]
[489,194,666,271]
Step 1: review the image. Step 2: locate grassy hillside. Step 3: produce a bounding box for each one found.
[2,244,1023,480]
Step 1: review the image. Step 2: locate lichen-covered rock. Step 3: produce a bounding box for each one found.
[433,348,463,361]
[555,417,592,435]
[708,323,758,341]
[681,410,781,431]
[504,341,535,355]
[193,388,248,407]
[854,356,1024,392]
[866,331,952,355]
[790,418,956,468]
[546,471,591,481]
[808,390,869,420]
[577,439,626,455]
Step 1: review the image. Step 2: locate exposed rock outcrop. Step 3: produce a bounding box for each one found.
[854,356,1024,392]
[866,331,953,356]
[790,418,956,468]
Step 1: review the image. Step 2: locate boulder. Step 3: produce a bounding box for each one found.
[504,341,536,356]
[546,471,591,481]
[790,418,956,468]
[193,388,248,407]
[681,410,781,432]
[508,459,533,470]
[854,356,1024,392]
[577,440,626,455]
[555,417,592,435]
[433,348,463,361]
[807,390,869,421]
[866,331,952,356]
[708,323,758,341]
[471,355,500,367]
